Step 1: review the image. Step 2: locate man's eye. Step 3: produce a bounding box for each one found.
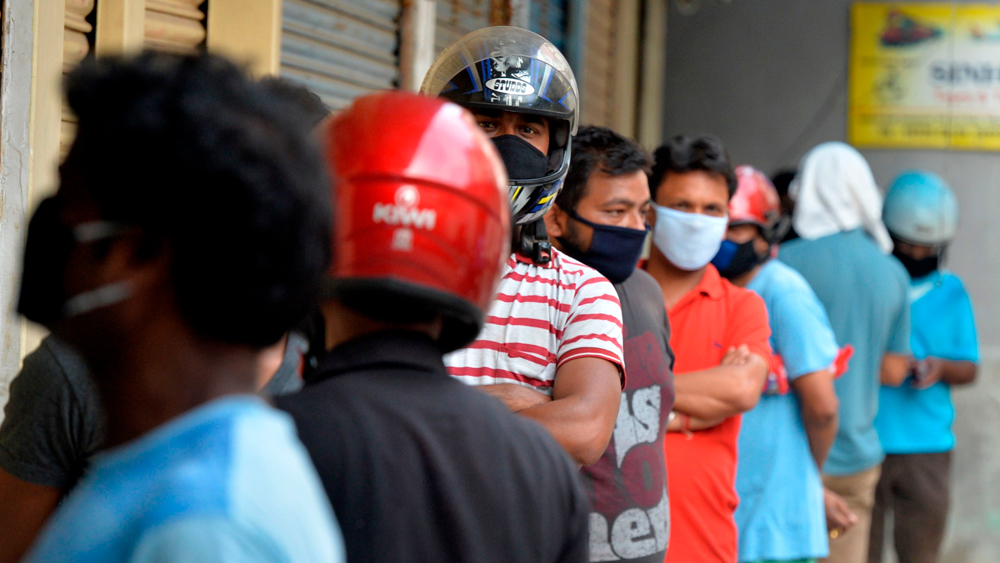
[478,121,496,130]
[520,126,538,135]
[606,209,625,216]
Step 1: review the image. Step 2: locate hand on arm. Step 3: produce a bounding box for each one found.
[671,346,769,422]
[517,357,622,466]
[879,353,910,387]
[911,357,977,389]
[666,412,727,433]
[477,384,552,412]
[790,369,839,469]
[0,467,62,563]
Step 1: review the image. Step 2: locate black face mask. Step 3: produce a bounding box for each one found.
[491,135,549,181]
[18,196,131,327]
[893,248,940,279]
[556,209,648,284]
[711,238,768,280]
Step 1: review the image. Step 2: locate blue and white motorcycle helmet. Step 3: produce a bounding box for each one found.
[882,170,958,246]
[420,26,580,225]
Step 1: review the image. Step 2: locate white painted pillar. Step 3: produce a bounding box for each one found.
[399,0,437,92]
[0,0,37,414]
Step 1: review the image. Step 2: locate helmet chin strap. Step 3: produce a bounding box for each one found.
[519,219,552,265]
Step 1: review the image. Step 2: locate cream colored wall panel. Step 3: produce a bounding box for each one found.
[144,8,206,53]
[206,0,282,76]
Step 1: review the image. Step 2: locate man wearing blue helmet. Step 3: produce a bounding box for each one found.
[869,171,979,563]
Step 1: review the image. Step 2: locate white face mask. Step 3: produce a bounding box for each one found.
[651,204,728,271]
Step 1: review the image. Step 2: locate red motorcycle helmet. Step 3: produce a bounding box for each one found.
[729,165,788,246]
[322,91,511,351]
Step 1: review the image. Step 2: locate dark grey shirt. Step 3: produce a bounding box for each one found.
[0,334,306,490]
[581,269,676,562]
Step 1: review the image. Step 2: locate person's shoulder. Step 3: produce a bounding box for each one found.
[180,401,332,516]
[152,399,300,486]
[8,335,101,422]
[721,276,769,320]
[933,271,972,299]
[619,267,660,295]
[882,252,910,286]
[777,235,822,260]
[229,399,311,463]
[722,275,765,305]
[758,260,816,297]
[782,230,862,256]
[272,378,332,415]
[21,336,91,389]
[778,236,810,254]
[938,270,968,290]
[551,248,611,285]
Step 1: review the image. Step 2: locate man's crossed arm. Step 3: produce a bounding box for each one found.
[477,357,622,466]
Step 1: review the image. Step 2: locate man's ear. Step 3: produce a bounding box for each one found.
[543,204,568,239]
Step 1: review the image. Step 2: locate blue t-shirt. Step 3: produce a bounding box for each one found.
[736,260,838,562]
[875,271,979,454]
[25,396,345,563]
[780,229,910,476]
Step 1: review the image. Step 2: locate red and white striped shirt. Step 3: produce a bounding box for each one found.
[445,249,626,395]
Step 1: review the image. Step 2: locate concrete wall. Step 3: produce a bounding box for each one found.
[660,1,1000,561]
[0,0,36,414]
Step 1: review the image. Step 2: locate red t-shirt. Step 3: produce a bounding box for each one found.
[662,265,771,563]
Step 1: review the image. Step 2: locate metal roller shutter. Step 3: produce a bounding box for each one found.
[435,0,492,55]
[280,0,401,112]
[579,0,615,127]
[527,0,567,52]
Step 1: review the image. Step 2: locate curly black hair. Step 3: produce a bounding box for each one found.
[555,125,653,214]
[63,52,332,348]
[258,76,330,128]
[649,135,737,201]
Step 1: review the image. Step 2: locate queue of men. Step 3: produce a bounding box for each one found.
[0,25,979,563]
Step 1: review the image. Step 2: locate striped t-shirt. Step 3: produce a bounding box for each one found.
[445,249,626,394]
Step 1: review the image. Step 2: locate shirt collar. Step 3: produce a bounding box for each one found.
[309,330,447,383]
[694,264,726,300]
[673,264,726,311]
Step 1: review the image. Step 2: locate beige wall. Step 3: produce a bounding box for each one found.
[0,0,284,416]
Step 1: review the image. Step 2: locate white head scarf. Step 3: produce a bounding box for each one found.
[790,142,893,254]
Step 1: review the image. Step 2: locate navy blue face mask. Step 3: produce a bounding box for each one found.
[711,238,768,280]
[556,209,649,284]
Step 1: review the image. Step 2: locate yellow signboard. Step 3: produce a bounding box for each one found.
[850,3,1000,150]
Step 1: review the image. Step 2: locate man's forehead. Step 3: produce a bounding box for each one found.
[584,170,649,204]
[659,170,729,200]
